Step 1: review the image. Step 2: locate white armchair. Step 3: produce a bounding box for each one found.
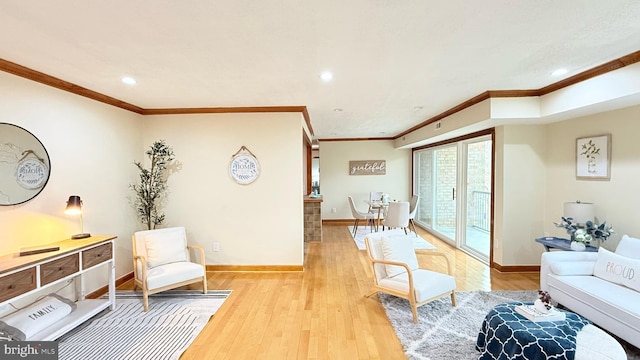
[132,227,207,311]
[364,232,456,323]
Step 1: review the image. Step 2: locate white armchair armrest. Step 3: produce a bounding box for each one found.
[540,251,598,290]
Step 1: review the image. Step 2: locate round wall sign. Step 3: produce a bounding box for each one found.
[16,157,48,189]
[229,153,260,185]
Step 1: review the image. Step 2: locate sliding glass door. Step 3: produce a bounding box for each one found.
[413,133,492,264]
[461,138,492,261]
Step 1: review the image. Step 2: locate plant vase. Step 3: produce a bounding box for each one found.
[588,155,597,173]
[570,241,586,251]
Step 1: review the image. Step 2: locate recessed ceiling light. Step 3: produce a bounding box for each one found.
[320,71,333,82]
[333,108,343,112]
[121,76,137,85]
[550,68,568,77]
[413,106,423,111]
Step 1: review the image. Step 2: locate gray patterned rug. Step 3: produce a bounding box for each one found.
[379,290,640,360]
[58,290,231,360]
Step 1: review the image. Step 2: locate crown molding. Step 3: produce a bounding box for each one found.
[3,49,640,142]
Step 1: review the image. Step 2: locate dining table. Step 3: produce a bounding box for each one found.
[365,200,389,231]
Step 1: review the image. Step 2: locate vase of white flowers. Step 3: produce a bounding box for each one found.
[554,217,615,250]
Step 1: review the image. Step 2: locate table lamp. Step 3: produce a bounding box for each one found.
[563,200,595,226]
[65,195,91,239]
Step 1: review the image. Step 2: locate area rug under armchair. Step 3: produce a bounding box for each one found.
[58,290,231,360]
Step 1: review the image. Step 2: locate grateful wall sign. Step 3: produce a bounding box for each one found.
[349,160,386,175]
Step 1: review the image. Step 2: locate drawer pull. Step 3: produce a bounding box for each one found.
[8,285,14,289]
[59,267,64,270]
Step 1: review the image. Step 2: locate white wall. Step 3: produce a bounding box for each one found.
[495,105,640,266]
[320,140,411,220]
[543,105,640,251]
[494,125,547,266]
[142,112,304,266]
[0,71,142,292]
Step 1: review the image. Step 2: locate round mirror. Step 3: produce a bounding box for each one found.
[0,123,51,206]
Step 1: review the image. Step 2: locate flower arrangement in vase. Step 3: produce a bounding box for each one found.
[554,216,614,250]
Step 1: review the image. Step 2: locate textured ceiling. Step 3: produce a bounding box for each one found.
[1,1,640,139]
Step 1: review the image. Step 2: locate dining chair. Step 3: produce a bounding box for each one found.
[364,232,456,323]
[348,196,377,236]
[408,195,420,235]
[132,226,207,311]
[382,201,410,234]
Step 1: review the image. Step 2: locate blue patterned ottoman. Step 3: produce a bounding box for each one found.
[476,302,590,360]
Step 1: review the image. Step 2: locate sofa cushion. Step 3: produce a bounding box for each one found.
[380,235,419,277]
[594,247,640,292]
[550,261,595,276]
[615,234,640,260]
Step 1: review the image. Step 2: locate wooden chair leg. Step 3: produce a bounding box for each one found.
[411,303,419,323]
[143,291,149,312]
[353,219,359,236]
[365,289,378,298]
[202,276,208,294]
[450,291,457,307]
[410,219,418,236]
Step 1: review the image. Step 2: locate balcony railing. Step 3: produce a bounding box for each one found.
[471,190,490,233]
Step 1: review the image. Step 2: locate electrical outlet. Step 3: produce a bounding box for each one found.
[331,207,337,213]
[212,242,220,252]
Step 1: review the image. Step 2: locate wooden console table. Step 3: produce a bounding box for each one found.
[0,235,116,340]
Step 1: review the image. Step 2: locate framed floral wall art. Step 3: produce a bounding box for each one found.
[576,134,611,180]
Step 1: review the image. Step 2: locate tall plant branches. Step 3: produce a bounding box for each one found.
[131,140,175,230]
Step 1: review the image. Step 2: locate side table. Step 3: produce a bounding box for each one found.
[535,237,597,252]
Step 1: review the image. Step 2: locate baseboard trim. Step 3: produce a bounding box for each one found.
[322,219,353,225]
[492,263,540,272]
[86,271,135,299]
[206,265,303,272]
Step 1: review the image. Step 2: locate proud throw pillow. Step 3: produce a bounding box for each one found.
[593,247,639,292]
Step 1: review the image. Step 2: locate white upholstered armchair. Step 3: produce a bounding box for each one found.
[132,227,207,311]
[364,232,456,323]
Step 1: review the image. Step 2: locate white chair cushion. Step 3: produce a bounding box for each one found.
[615,234,640,260]
[145,262,204,290]
[593,247,640,292]
[380,269,456,303]
[380,235,419,277]
[144,231,188,268]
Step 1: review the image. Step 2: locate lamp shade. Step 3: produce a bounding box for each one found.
[65,195,83,215]
[563,201,595,225]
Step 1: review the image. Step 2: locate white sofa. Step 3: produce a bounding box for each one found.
[541,234,640,349]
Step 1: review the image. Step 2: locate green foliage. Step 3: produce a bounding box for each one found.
[554,217,615,243]
[131,140,175,230]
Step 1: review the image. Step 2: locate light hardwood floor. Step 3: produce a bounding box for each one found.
[120,224,540,359]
